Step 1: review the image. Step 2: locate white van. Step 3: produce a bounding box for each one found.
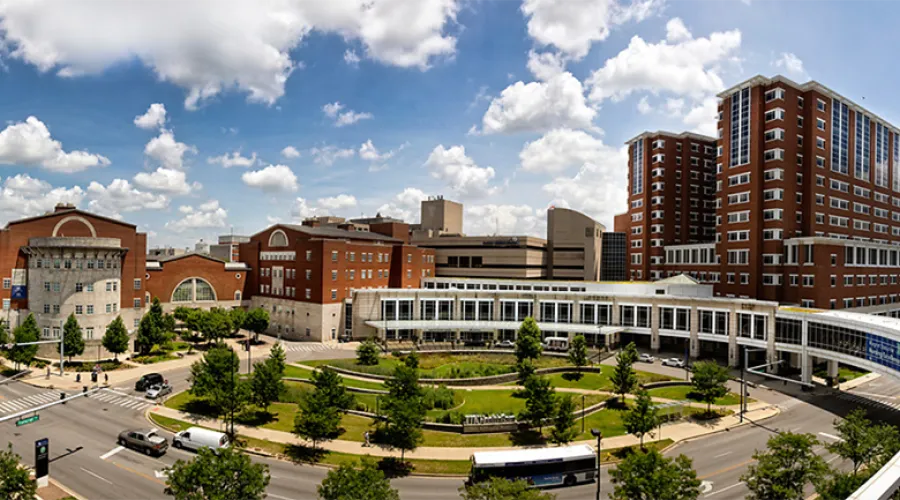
[542,336,569,352]
[172,427,230,452]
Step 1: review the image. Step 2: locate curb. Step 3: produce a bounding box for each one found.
[663,406,782,453]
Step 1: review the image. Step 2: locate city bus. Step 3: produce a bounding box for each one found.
[470,444,597,488]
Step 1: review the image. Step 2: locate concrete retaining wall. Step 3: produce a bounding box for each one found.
[323,365,603,386]
[642,380,692,389]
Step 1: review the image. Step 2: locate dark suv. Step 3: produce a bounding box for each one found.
[135,373,164,391]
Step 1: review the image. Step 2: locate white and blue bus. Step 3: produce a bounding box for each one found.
[470,444,597,488]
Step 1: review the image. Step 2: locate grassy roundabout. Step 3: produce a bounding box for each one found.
[535,367,675,391]
[304,352,572,379]
[645,385,744,406]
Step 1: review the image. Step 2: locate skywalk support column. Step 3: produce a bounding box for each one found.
[650,303,660,353]
[827,359,839,379]
[689,306,700,358]
[767,310,777,374]
[801,319,812,385]
[728,307,739,368]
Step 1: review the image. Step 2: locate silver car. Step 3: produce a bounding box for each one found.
[662,357,685,368]
[118,429,168,456]
[638,353,656,363]
[145,384,172,400]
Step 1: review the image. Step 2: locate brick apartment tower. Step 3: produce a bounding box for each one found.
[625,131,717,280]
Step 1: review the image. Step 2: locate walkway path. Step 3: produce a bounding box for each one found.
[149,402,778,461]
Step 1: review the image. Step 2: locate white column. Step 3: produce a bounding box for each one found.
[650,304,660,352]
[827,359,840,378]
[801,319,811,384]
[689,307,700,358]
[728,308,739,367]
[767,311,778,374]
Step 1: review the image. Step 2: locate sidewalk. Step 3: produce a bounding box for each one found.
[14,338,274,391]
[149,402,779,461]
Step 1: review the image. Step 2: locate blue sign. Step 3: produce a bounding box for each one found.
[530,473,563,487]
[10,286,26,299]
[866,334,900,372]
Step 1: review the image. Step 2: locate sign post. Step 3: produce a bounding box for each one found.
[35,438,49,488]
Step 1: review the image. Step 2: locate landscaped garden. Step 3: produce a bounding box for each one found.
[646,385,743,406]
[304,352,572,379]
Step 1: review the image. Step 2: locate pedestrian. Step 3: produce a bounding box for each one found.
[364,431,370,447]
[104,373,109,384]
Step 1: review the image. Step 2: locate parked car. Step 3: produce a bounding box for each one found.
[173,427,230,452]
[662,357,685,368]
[638,353,656,363]
[496,340,515,348]
[118,429,168,456]
[145,384,172,400]
[135,373,164,392]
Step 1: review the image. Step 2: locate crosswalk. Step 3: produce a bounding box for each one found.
[92,389,157,412]
[0,390,65,415]
[280,342,341,353]
[840,391,900,411]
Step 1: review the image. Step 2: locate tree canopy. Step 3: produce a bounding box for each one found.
[102,316,130,360]
[189,344,249,432]
[0,444,37,500]
[9,314,39,369]
[741,432,827,500]
[609,448,701,500]
[690,361,730,415]
[459,477,556,500]
[356,340,380,366]
[243,308,270,341]
[381,364,425,460]
[624,388,659,448]
[317,458,399,500]
[519,375,556,433]
[567,334,588,374]
[515,317,542,363]
[59,313,85,361]
[549,395,578,445]
[610,342,639,405]
[136,298,167,355]
[165,446,269,500]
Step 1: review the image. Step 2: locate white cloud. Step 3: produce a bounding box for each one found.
[481,72,596,134]
[133,167,201,195]
[207,150,258,168]
[376,187,428,222]
[543,146,629,228]
[425,145,498,198]
[322,101,373,127]
[665,17,691,43]
[165,200,227,232]
[86,179,169,218]
[521,0,664,59]
[637,96,652,114]
[310,145,355,166]
[586,22,742,103]
[526,50,565,81]
[682,97,718,137]
[0,174,85,223]
[664,98,685,116]
[318,194,358,211]
[773,52,809,80]
[344,49,361,67]
[241,164,298,192]
[0,116,110,173]
[144,130,196,170]
[281,146,301,159]
[291,197,326,220]
[133,103,167,130]
[519,128,616,174]
[465,204,544,237]
[0,1,459,109]
[359,139,406,164]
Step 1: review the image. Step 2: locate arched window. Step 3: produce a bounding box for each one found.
[269,230,288,247]
[234,291,242,301]
[171,278,218,302]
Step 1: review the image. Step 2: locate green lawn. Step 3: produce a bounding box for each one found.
[426,390,607,421]
[533,366,675,391]
[306,353,572,379]
[646,385,744,406]
[285,365,387,391]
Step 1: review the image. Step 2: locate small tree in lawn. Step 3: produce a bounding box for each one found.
[0,443,37,500]
[609,448,701,500]
[317,458,399,500]
[294,397,340,450]
[459,477,556,500]
[519,375,556,434]
[382,364,425,461]
[102,316,130,361]
[516,358,536,385]
[741,432,828,500]
[610,342,639,406]
[356,339,380,366]
[8,314,39,369]
[515,317,543,364]
[567,334,588,378]
[58,313,85,362]
[310,368,354,411]
[549,395,578,445]
[165,446,269,500]
[249,359,283,413]
[690,360,730,416]
[228,308,246,337]
[136,299,167,355]
[189,344,249,435]
[624,388,659,449]
[404,350,419,370]
[243,307,270,343]
[200,308,233,345]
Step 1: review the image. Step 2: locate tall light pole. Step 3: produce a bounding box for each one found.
[582,394,586,433]
[591,429,602,500]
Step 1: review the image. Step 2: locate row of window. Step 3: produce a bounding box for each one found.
[31,258,120,270]
[40,302,120,315]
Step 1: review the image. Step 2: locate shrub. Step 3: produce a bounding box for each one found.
[422,385,455,410]
[438,411,464,425]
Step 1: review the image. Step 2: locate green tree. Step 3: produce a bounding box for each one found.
[624,388,659,448]
[200,308,233,345]
[356,340,380,366]
[690,361,730,416]
[826,408,878,476]
[0,444,37,500]
[609,448,701,500]
[249,359,283,412]
[243,307,270,342]
[294,398,340,449]
[136,298,167,355]
[8,314,39,369]
[549,395,578,445]
[188,344,249,434]
[459,477,556,500]
[404,350,419,370]
[382,364,425,461]
[610,342,638,405]
[741,432,828,500]
[162,313,177,336]
[310,368,355,411]
[102,316,130,360]
[228,308,246,337]
[519,375,556,433]
[516,358,536,385]
[567,334,588,376]
[0,320,8,346]
[58,313,85,361]
[173,306,192,323]
[514,317,543,363]
[164,446,269,500]
[814,470,868,500]
[185,309,204,336]
[317,458,399,500]
[268,342,286,376]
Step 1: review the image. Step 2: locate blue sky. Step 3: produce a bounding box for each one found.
[0,0,898,248]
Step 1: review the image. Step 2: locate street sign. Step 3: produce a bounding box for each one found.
[35,438,49,481]
[16,414,39,426]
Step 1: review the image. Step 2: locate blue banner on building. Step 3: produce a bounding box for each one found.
[10,285,26,299]
[866,334,900,372]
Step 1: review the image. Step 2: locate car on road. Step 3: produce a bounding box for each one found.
[173,427,231,452]
[496,340,515,348]
[638,353,655,363]
[135,373,164,391]
[145,384,172,400]
[662,357,685,368]
[118,429,168,456]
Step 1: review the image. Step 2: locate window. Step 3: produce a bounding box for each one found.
[75,305,83,315]
[765,88,784,102]
[764,128,785,142]
[632,139,644,195]
[765,108,785,122]
[855,112,871,181]
[817,118,826,130]
[830,179,849,192]
[172,278,217,302]
[763,188,784,201]
[306,269,312,280]
[876,122,890,188]
[305,250,312,261]
[331,270,337,281]
[727,249,749,265]
[730,88,751,167]
[764,168,784,181]
[331,289,338,300]
[727,211,750,224]
[816,136,826,149]
[305,289,311,299]
[133,298,141,308]
[832,98,850,175]
[728,192,750,205]
[133,279,141,290]
[764,148,784,161]
[728,173,751,186]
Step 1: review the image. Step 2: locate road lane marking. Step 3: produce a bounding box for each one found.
[699,459,755,480]
[826,455,842,464]
[705,482,743,497]
[713,451,732,459]
[852,391,896,399]
[109,461,166,485]
[818,432,843,442]
[267,494,299,500]
[154,470,169,479]
[700,481,713,493]
[100,446,125,460]
[80,467,113,485]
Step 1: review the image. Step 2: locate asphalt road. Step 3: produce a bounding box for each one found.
[0,345,893,500]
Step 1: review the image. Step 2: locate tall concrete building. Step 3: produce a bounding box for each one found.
[547,206,604,281]
[210,234,251,262]
[418,196,463,236]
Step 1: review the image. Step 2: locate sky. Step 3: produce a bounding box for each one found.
[0,0,899,249]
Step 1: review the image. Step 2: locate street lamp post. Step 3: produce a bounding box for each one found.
[582,394,586,433]
[591,429,602,500]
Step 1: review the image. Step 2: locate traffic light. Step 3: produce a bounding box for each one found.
[59,392,66,404]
